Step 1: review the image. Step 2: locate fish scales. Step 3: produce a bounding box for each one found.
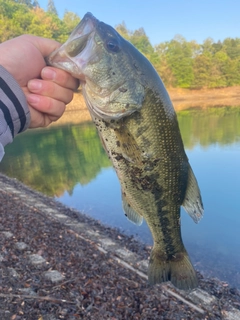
[97,89,188,252]
[47,12,204,290]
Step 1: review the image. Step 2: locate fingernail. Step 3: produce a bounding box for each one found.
[26,94,40,104]
[28,80,42,91]
[42,67,56,80]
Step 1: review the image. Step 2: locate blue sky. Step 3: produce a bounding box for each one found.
[38,0,240,46]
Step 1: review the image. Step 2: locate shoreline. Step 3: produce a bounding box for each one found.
[52,86,240,126]
[168,86,240,110]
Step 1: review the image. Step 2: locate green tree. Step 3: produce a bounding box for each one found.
[115,23,159,70]
[155,42,175,87]
[166,35,194,88]
[201,38,215,55]
[223,38,240,59]
[115,22,131,41]
[14,0,39,7]
[0,0,31,40]
[212,40,223,54]
[209,50,228,87]
[47,0,58,16]
[222,57,240,86]
[130,28,154,55]
[0,0,73,43]
[193,54,213,88]
[197,39,230,88]
[62,10,81,35]
[27,7,56,38]
[32,0,39,7]
[45,11,67,42]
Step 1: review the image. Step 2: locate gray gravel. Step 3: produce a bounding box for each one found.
[0,173,240,319]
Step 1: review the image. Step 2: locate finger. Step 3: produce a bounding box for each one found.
[27,79,74,105]
[28,107,52,128]
[26,93,66,119]
[41,67,80,90]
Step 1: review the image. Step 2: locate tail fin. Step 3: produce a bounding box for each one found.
[148,248,198,290]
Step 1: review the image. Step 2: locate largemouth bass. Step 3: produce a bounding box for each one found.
[47,12,204,290]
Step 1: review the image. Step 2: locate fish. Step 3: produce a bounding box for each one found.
[47,12,204,290]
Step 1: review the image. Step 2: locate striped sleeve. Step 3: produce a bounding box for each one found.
[0,65,30,161]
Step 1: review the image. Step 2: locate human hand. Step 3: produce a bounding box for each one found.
[0,35,79,128]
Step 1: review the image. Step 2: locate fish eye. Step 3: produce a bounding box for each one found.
[106,39,120,53]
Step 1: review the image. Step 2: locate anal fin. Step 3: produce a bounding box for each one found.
[182,166,204,224]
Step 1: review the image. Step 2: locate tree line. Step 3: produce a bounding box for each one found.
[0,0,80,43]
[1,0,240,89]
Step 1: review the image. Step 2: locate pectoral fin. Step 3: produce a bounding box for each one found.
[122,193,143,226]
[182,166,204,223]
[115,127,142,164]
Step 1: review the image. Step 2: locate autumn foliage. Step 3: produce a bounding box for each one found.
[1,0,240,89]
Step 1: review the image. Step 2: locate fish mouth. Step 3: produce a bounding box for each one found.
[83,90,136,121]
[47,12,141,121]
[46,13,99,79]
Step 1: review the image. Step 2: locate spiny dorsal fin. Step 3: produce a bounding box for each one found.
[182,166,204,224]
[122,193,143,226]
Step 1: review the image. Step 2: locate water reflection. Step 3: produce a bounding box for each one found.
[0,122,110,196]
[178,107,240,147]
[1,106,240,288]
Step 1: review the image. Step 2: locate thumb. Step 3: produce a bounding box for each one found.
[25,35,62,58]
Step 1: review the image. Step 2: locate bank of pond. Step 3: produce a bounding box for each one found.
[1,106,240,289]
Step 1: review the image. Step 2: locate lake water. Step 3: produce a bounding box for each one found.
[1,106,240,288]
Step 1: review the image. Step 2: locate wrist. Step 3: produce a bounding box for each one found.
[0,43,14,76]
[0,65,30,139]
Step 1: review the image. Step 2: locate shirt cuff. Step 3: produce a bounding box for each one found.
[0,65,30,150]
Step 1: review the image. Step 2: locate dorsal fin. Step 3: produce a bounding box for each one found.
[182,166,204,224]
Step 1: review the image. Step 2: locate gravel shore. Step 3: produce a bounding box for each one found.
[0,173,240,319]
